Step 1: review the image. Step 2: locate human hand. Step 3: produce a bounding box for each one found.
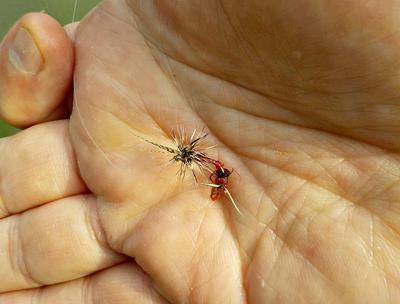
[2,1,400,303]
[0,13,169,304]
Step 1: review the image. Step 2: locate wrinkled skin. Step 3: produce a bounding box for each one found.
[2,0,400,303]
[70,0,400,302]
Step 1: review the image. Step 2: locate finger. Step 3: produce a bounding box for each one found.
[0,13,74,128]
[0,120,86,218]
[0,263,168,304]
[0,194,125,293]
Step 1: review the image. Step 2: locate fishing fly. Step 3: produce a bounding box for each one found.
[135,128,242,215]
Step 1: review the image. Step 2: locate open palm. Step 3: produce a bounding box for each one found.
[2,0,400,303]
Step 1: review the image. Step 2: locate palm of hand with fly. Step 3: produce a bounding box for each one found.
[1,1,400,303]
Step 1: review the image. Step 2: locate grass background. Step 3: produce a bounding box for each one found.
[0,0,100,137]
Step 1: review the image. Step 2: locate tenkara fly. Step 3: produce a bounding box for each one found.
[135,128,242,215]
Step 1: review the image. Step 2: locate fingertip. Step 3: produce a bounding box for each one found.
[0,13,74,128]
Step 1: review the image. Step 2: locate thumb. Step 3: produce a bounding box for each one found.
[0,13,74,128]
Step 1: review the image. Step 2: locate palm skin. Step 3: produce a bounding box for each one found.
[3,0,399,303]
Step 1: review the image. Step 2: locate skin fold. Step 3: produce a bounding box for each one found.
[1,0,400,303]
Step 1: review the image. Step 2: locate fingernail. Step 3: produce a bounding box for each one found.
[8,27,43,74]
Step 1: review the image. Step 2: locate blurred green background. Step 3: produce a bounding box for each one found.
[0,0,100,137]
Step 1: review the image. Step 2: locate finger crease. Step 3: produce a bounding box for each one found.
[8,216,44,287]
[31,286,44,304]
[82,275,94,304]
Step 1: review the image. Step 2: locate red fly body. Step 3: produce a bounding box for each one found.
[200,158,243,215]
